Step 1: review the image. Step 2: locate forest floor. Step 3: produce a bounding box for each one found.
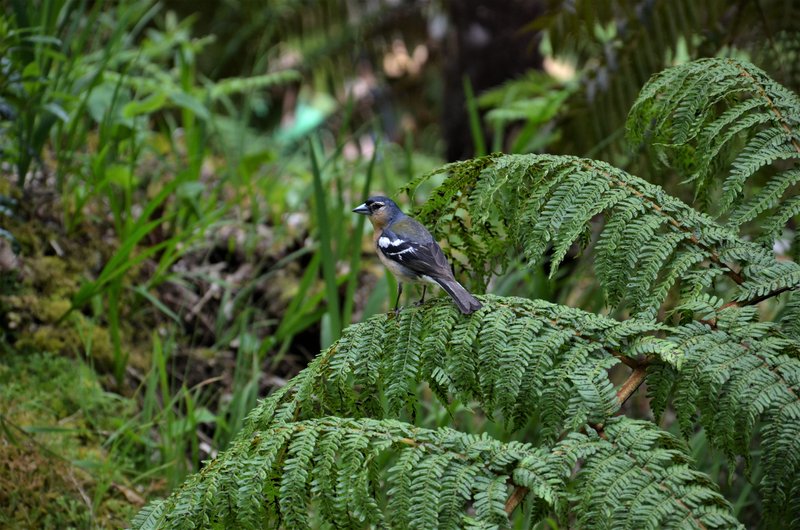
[0,171,333,528]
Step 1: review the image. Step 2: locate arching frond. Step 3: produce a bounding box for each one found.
[243,296,677,439]
[648,301,800,524]
[406,153,800,317]
[132,416,740,529]
[627,58,800,243]
[144,299,798,525]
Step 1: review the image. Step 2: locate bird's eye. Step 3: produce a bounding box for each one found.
[371,202,384,211]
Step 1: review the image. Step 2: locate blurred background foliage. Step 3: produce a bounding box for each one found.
[0,0,796,527]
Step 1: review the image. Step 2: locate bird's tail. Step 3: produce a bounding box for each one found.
[435,278,482,314]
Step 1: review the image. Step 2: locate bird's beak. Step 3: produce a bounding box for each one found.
[352,203,370,215]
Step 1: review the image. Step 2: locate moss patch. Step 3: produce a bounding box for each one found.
[0,352,144,529]
[0,239,119,371]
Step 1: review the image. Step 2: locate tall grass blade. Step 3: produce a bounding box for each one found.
[463,75,487,157]
[308,136,342,347]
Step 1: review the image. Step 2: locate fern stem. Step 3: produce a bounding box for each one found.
[704,284,795,327]
[615,366,648,406]
[618,355,651,368]
[724,284,796,308]
[504,483,528,515]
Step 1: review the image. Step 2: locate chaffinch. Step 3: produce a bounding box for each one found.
[353,196,482,314]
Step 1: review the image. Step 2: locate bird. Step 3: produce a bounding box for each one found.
[353,196,482,314]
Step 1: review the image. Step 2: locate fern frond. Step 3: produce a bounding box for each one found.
[645,362,677,422]
[757,194,800,246]
[516,417,743,529]
[133,418,536,529]
[627,58,800,242]
[243,296,674,438]
[734,261,800,303]
[278,426,319,527]
[779,290,800,339]
[406,153,799,315]
[385,309,424,413]
[648,305,800,523]
[472,474,511,527]
[310,425,347,524]
[129,501,166,529]
[133,416,740,529]
[728,169,800,228]
[567,418,742,529]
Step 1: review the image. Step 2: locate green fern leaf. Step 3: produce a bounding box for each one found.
[627,58,800,244]
[408,153,794,316]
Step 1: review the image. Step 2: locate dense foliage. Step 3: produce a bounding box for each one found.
[3,0,799,527]
[133,58,800,528]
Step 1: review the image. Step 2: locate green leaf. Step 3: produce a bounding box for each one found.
[122,91,168,117]
[168,90,210,120]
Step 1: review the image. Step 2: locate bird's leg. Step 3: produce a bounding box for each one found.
[415,285,427,306]
[393,282,403,314]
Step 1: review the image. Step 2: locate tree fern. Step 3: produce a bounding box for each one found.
[627,58,800,245]
[407,152,799,317]
[133,297,799,527]
[133,416,742,529]
[240,297,676,437]
[133,58,799,528]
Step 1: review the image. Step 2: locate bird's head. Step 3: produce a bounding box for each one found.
[352,196,401,229]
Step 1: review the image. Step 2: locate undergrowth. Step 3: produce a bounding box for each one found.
[133,58,800,529]
[0,353,143,528]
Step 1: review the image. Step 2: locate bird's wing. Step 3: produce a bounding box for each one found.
[379,223,452,280]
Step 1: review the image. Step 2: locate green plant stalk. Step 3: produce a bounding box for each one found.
[404,130,415,185]
[65,176,183,318]
[108,278,126,385]
[152,333,192,487]
[270,251,324,366]
[385,269,398,311]
[182,387,200,474]
[216,321,261,450]
[463,75,487,157]
[309,136,342,347]
[178,44,205,182]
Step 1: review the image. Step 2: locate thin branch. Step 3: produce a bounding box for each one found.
[616,366,648,407]
[724,284,796,308]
